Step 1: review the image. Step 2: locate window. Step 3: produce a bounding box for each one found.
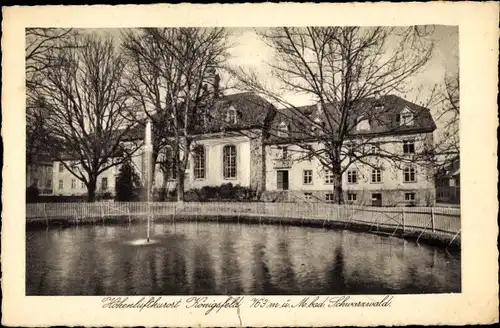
[347,193,357,201]
[167,161,177,180]
[404,192,416,201]
[403,140,415,154]
[59,163,64,172]
[347,170,357,184]
[165,148,177,181]
[33,178,39,188]
[304,192,313,200]
[324,170,334,184]
[325,193,335,202]
[193,146,206,180]
[277,122,289,138]
[102,177,108,190]
[345,143,355,157]
[403,166,417,182]
[81,181,85,188]
[58,179,63,190]
[400,108,414,126]
[303,170,313,184]
[45,178,52,188]
[312,117,323,133]
[226,107,237,124]
[223,145,237,179]
[371,143,380,154]
[71,179,76,189]
[371,168,382,183]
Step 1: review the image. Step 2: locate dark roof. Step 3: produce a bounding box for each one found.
[267,94,436,143]
[124,92,277,141]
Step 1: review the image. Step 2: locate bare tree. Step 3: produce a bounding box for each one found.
[26,28,78,165]
[26,28,77,91]
[34,33,138,202]
[433,72,460,172]
[232,26,434,203]
[122,27,231,202]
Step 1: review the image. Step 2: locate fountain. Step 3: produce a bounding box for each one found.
[134,118,156,245]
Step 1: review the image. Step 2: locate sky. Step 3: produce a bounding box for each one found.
[85,25,459,134]
[224,26,458,108]
[93,26,457,107]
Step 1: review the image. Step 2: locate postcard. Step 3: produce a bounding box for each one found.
[2,2,499,327]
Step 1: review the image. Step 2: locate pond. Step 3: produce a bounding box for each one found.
[26,221,461,295]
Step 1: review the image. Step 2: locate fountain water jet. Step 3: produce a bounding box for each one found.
[143,118,153,243]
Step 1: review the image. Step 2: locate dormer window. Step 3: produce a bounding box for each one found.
[400,107,414,127]
[312,117,323,133]
[356,117,370,132]
[277,121,289,138]
[225,106,238,124]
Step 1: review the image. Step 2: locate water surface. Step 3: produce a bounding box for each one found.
[26,221,461,295]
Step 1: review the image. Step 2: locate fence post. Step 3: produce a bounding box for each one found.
[402,207,406,232]
[431,207,435,232]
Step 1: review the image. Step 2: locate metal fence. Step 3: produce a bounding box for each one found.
[26,201,461,238]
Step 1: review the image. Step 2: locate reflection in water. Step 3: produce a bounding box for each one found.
[26,221,461,295]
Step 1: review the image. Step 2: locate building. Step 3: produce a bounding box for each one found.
[27,153,53,195]
[263,95,437,206]
[52,161,118,197]
[436,157,460,204]
[52,92,276,197]
[51,93,437,206]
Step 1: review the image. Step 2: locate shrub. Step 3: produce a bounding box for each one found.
[182,183,256,202]
[154,187,177,201]
[100,192,114,200]
[115,160,141,202]
[26,185,40,203]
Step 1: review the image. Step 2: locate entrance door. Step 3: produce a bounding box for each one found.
[371,193,382,207]
[277,170,289,190]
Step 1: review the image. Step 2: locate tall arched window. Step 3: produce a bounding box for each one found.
[223,145,237,179]
[164,147,177,180]
[193,145,206,179]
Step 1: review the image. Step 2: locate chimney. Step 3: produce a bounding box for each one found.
[374,92,384,110]
[214,73,220,98]
[316,102,323,116]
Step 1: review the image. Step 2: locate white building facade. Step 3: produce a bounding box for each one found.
[51,93,437,206]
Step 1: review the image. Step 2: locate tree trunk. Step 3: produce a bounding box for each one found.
[333,173,343,205]
[176,139,191,203]
[87,178,97,203]
[332,159,343,204]
[176,173,185,202]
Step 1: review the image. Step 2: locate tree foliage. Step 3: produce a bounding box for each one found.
[115,160,142,202]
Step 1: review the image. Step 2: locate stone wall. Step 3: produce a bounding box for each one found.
[261,188,435,206]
